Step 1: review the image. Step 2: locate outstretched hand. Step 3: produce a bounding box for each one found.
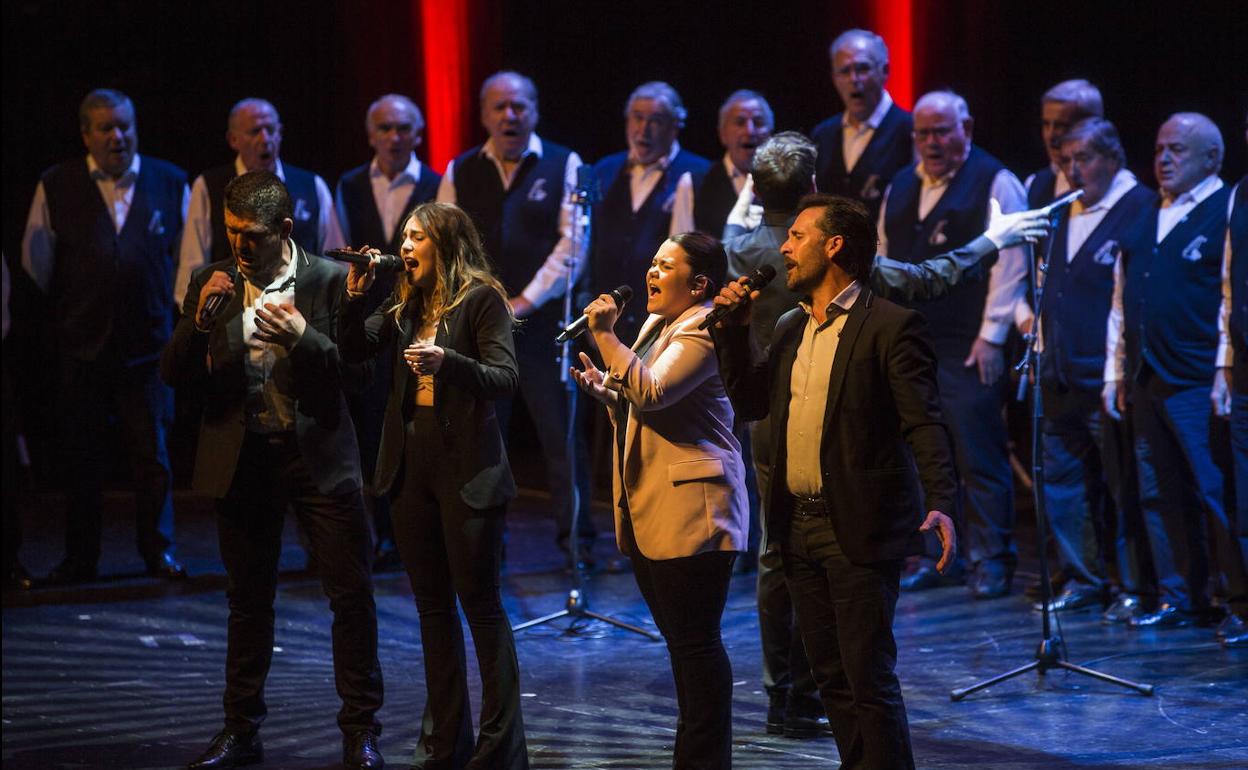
[570,351,614,405]
[919,510,957,573]
[984,199,1051,249]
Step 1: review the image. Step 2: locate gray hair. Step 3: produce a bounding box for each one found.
[751,131,816,213]
[625,81,687,127]
[79,89,134,131]
[228,98,279,133]
[366,93,425,134]
[1042,79,1104,120]
[914,90,971,122]
[718,89,775,132]
[1060,117,1125,166]
[829,28,889,66]
[479,70,539,108]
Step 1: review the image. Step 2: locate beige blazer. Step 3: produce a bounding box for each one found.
[604,303,749,560]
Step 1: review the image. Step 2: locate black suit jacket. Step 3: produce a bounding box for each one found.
[713,288,956,564]
[339,282,518,511]
[160,244,364,498]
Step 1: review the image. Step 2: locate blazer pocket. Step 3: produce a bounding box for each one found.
[668,457,725,484]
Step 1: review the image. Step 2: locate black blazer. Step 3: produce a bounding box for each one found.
[160,244,365,499]
[339,282,518,511]
[713,288,957,564]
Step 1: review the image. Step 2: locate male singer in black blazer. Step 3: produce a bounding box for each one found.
[712,193,956,770]
[161,171,383,770]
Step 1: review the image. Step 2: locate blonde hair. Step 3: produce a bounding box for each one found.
[387,202,512,329]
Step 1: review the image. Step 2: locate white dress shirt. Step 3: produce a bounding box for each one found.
[876,157,1029,344]
[175,156,344,306]
[22,154,191,293]
[242,242,299,433]
[628,141,682,215]
[437,133,586,310]
[671,152,749,235]
[843,90,894,173]
[1104,173,1225,383]
[335,153,423,246]
[1065,169,1139,261]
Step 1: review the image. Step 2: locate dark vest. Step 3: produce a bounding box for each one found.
[812,103,914,223]
[1122,183,1230,388]
[42,156,186,365]
[592,148,711,342]
[452,140,572,327]
[692,159,738,236]
[1040,183,1157,391]
[336,160,441,308]
[1026,166,1059,209]
[203,162,321,260]
[1225,179,1248,392]
[882,146,1004,357]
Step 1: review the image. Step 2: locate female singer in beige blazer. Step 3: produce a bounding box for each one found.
[573,231,748,769]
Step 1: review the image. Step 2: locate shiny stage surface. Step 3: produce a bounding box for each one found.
[4,490,1247,769]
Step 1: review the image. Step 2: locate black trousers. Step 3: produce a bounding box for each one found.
[620,510,736,770]
[347,348,395,551]
[3,353,22,572]
[498,321,594,543]
[58,356,174,567]
[1133,373,1247,616]
[216,431,382,735]
[397,410,528,770]
[783,512,913,770]
[938,352,1014,575]
[749,418,821,714]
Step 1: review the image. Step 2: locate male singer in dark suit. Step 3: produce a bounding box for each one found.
[811,29,913,224]
[336,93,441,571]
[713,194,957,770]
[162,171,383,770]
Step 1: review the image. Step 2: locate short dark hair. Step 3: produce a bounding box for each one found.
[751,131,816,213]
[795,193,876,283]
[223,170,292,230]
[1060,117,1126,166]
[669,231,727,301]
[79,88,134,131]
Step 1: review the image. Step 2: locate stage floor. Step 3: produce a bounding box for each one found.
[4,490,1247,769]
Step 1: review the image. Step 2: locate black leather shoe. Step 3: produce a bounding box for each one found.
[765,692,786,735]
[1033,583,1104,613]
[782,710,831,739]
[187,730,262,769]
[147,552,188,580]
[1215,613,1246,640]
[1129,605,1193,629]
[343,730,384,769]
[4,563,34,591]
[969,570,1011,600]
[1102,594,1147,624]
[44,558,97,585]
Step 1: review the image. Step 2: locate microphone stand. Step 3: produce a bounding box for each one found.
[951,206,1152,700]
[511,167,659,641]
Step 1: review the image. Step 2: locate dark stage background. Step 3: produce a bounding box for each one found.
[2,0,1246,483]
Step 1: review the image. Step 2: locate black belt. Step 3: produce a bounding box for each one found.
[790,494,827,519]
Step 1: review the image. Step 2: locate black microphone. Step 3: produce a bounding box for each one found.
[197,265,238,329]
[698,264,778,330]
[1039,188,1085,216]
[556,285,633,343]
[327,248,404,271]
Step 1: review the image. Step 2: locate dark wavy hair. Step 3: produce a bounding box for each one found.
[668,231,727,301]
[795,193,876,283]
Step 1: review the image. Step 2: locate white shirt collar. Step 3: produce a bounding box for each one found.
[798,280,862,321]
[630,140,681,170]
[846,90,893,131]
[481,132,543,163]
[369,152,422,184]
[1077,169,1138,215]
[234,155,285,182]
[86,152,140,183]
[1163,173,1222,208]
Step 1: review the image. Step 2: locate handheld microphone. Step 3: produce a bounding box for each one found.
[556,285,633,343]
[197,265,238,329]
[327,249,404,272]
[697,264,778,330]
[1039,189,1085,217]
